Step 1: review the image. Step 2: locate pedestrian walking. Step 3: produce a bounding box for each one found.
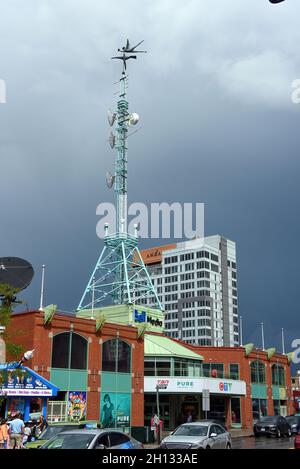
[0,419,9,449]
[8,413,25,449]
[37,415,48,436]
[22,422,32,446]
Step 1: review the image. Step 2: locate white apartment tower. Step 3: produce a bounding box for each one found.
[136,236,239,347]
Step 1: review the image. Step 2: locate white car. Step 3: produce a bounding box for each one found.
[160,421,231,450]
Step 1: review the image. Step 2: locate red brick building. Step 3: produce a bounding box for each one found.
[4,309,293,430]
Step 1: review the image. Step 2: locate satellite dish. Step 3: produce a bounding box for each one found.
[106,171,115,189]
[108,132,116,149]
[129,113,139,126]
[0,257,34,291]
[108,110,116,127]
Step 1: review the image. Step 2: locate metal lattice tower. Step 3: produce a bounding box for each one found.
[77,40,162,312]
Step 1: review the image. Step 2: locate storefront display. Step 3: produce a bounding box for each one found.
[100,393,131,428]
[68,391,87,422]
[0,366,59,421]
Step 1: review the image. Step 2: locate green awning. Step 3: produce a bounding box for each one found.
[144,334,203,361]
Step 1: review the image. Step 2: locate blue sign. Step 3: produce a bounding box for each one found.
[134,309,146,323]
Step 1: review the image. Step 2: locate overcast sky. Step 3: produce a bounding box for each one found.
[1,0,300,354]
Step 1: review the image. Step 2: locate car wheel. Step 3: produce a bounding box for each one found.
[276,428,281,438]
[254,432,260,438]
[226,443,231,449]
[206,446,211,449]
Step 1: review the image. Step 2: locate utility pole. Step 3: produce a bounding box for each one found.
[155,384,161,445]
[39,264,46,311]
[261,322,265,351]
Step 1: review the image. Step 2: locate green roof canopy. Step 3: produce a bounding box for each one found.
[145,334,203,361]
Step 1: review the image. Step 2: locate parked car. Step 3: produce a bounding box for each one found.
[39,429,143,449]
[160,421,232,450]
[253,416,292,438]
[294,433,300,449]
[197,419,228,431]
[25,423,84,449]
[286,416,300,435]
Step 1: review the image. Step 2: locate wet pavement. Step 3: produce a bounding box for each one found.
[144,435,296,450]
[232,435,295,449]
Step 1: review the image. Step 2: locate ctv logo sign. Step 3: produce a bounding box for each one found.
[219,382,233,392]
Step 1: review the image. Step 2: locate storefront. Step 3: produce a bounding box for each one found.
[0,366,59,421]
[8,309,294,430]
[144,376,246,430]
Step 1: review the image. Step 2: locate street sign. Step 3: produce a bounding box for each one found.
[202,389,210,412]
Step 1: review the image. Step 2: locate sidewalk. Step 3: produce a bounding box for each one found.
[230,428,253,439]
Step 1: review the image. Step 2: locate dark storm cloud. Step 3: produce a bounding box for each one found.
[1,0,300,353]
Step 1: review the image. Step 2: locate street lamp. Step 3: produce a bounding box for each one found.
[155,384,162,445]
[16,349,35,368]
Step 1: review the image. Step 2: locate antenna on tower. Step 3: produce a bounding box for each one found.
[77,40,162,313]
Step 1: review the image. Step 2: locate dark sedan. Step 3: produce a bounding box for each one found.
[286,415,300,435]
[253,416,291,438]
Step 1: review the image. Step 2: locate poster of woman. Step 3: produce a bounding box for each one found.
[100,393,131,428]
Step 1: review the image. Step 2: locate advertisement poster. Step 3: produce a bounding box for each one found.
[7,398,25,418]
[68,391,87,422]
[100,393,131,428]
[5,370,48,391]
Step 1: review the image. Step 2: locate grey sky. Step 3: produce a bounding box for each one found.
[1,0,300,354]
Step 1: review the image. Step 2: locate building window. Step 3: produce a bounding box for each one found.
[250,360,266,384]
[231,397,241,427]
[252,399,268,421]
[202,363,224,378]
[51,332,87,370]
[229,364,240,380]
[102,339,131,373]
[272,364,285,386]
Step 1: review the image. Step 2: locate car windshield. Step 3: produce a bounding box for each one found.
[172,425,208,437]
[41,433,94,449]
[259,417,277,424]
[39,426,66,440]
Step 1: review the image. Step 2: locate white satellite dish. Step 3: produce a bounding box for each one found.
[129,112,140,126]
[106,171,115,189]
[108,110,116,127]
[108,132,116,149]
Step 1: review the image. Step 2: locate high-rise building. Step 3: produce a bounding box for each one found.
[135,236,239,347]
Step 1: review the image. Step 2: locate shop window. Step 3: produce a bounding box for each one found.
[273,400,281,416]
[52,332,88,370]
[252,398,268,421]
[271,364,285,386]
[156,360,171,376]
[250,360,266,384]
[144,361,155,376]
[231,398,241,426]
[102,339,131,373]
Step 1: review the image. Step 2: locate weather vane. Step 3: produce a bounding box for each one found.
[111,39,147,72]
